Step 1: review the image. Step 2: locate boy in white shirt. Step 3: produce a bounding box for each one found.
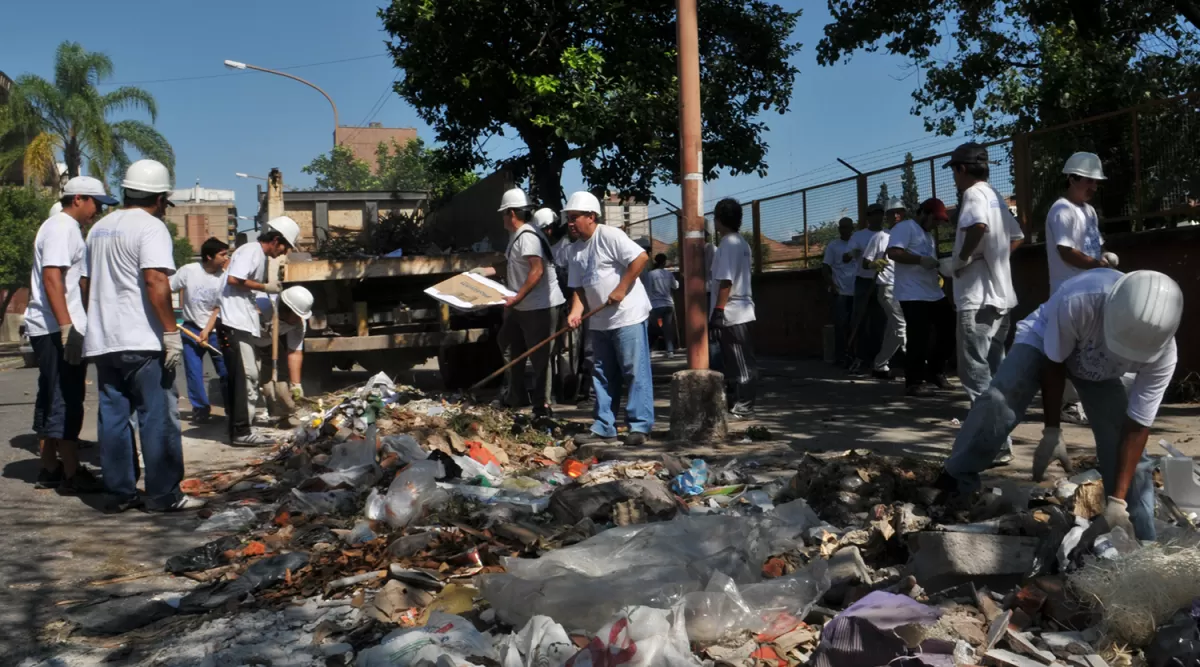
[26,177,115,493]
[170,237,229,423]
[887,198,954,396]
[942,270,1182,542]
[710,198,758,418]
[644,254,680,357]
[821,217,857,364]
[864,198,907,379]
[564,191,653,446]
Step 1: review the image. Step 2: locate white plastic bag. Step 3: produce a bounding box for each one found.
[195,506,257,533]
[382,434,429,464]
[358,612,497,667]
[499,616,576,667]
[328,439,377,470]
[380,461,448,529]
[564,606,701,667]
[452,454,504,485]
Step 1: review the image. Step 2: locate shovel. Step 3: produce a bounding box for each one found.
[469,304,609,394]
[179,327,223,356]
[265,299,296,416]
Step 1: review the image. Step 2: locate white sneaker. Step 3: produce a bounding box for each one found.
[149,495,207,512]
[231,430,278,447]
[1061,403,1089,425]
[666,351,676,359]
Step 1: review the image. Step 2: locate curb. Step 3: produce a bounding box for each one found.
[0,356,29,371]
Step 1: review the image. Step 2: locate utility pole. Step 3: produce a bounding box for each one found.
[677,0,708,370]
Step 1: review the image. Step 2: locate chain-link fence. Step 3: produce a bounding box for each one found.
[619,92,1200,274]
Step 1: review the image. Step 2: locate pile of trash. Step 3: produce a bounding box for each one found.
[32,374,1200,667]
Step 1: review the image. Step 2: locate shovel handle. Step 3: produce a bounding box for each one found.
[179,326,223,356]
[470,304,609,392]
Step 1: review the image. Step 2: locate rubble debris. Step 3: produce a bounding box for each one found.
[549,479,678,524]
[164,535,242,574]
[1070,545,1200,646]
[64,594,177,635]
[809,591,944,667]
[357,612,498,667]
[908,532,1041,585]
[179,551,310,613]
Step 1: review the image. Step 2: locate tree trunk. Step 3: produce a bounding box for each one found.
[531,154,564,211]
[64,136,81,179]
[0,287,17,331]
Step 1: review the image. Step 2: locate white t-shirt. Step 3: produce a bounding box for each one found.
[848,229,882,280]
[952,182,1024,311]
[552,237,574,271]
[863,230,894,286]
[887,219,944,302]
[220,242,267,336]
[505,224,565,312]
[24,213,88,337]
[1013,269,1176,426]
[821,238,856,297]
[710,232,756,326]
[250,294,305,352]
[567,225,651,331]
[644,268,678,310]
[1045,197,1104,294]
[170,263,225,328]
[82,209,176,357]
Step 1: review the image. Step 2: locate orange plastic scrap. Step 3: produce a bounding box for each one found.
[242,541,267,557]
[181,478,215,495]
[562,458,593,478]
[751,646,786,667]
[273,509,291,527]
[466,441,499,467]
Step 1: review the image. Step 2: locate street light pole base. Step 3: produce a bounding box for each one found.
[668,369,728,444]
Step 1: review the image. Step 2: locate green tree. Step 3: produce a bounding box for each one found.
[900,152,919,214]
[9,41,173,183]
[378,0,802,208]
[302,140,479,207]
[875,182,890,209]
[301,145,377,191]
[165,222,195,268]
[0,186,54,326]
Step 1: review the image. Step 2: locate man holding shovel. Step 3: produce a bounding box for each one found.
[562,191,654,446]
[251,286,313,420]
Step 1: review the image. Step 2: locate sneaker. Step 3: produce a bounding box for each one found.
[871,368,892,380]
[231,430,277,447]
[146,495,207,512]
[666,351,676,360]
[847,359,866,375]
[726,410,753,422]
[905,384,936,398]
[35,464,64,489]
[532,404,554,419]
[575,397,595,410]
[1062,403,1089,425]
[930,374,952,390]
[990,451,1014,467]
[573,432,617,446]
[60,467,106,494]
[103,495,143,514]
[624,432,647,446]
[190,411,211,424]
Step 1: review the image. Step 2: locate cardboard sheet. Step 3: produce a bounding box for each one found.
[424,272,516,311]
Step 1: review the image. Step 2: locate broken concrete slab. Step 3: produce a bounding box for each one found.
[824,546,872,603]
[1005,629,1058,664]
[984,648,1060,667]
[1066,656,1109,667]
[667,370,728,443]
[1039,632,1091,658]
[908,532,1040,584]
[64,594,177,635]
[985,610,1012,651]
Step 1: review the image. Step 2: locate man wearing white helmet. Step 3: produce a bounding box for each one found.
[217,215,297,446]
[942,269,1183,541]
[1047,152,1114,427]
[563,190,653,446]
[473,189,565,416]
[26,177,116,493]
[83,159,204,512]
[862,197,907,382]
[250,286,313,404]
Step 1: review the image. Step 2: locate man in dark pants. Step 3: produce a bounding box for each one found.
[887,198,954,397]
[821,217,856,364]
[710,198,758,418]
[846,204,886,371]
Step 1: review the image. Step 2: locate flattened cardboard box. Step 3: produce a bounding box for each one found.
[424,272,516,311]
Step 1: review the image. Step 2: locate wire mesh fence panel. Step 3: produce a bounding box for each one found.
[1136,96,1200,228]
[647,212,680,266]
[756,177,859,271]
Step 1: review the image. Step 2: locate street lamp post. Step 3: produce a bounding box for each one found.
[224,59,339,146]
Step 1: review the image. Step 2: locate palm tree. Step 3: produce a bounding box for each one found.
[9,41,173,185]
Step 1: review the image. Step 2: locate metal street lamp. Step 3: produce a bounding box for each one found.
[224,59,339,146]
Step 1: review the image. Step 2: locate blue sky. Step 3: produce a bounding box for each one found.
[0,0,970,234]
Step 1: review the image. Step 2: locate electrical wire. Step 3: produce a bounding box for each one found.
[98,52,390,86]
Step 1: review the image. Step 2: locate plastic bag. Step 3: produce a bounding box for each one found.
[453,454,504,485]
[671,460,708,496]
[179,551,309,613]
[500,616,576,667]
[382,434,429,464]
[328,439,377,470]
[683,561,830,643]
[379,461,447,529]
[564,606,701,667]
[165,535,241,573]
[290,488,360,516]
[319,464,382,489]
[195,506,257,533]
[357,612,497,667]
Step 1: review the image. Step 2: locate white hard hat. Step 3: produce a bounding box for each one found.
[280,286,313,321]
[1104,270,1182,363]
[498,188,531,212]
[49,201,63,217]
[533,207,557,228]
[563,191,602,215]
[1063,152,1106,180]
[267,215,301,248]
[885,197,905,212]
[121,159,173,193]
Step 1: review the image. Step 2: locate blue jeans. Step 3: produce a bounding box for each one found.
[589,320,655,437]
[945,343,1156,540]
[957,306,1010,403]
[95,352,184,508]
[182,321,228,416]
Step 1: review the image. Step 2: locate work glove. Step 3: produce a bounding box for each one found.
[709,307,726,330]
[468,267,490,276]
[262,282,283,295]
[952,255,974,276]
[1102,251,1120,268]
[290,383,304,401]
[162,331,183,371]
[1032,426,1074,482]
[918,255,939,270]
[1099,496,1137,541]
[61,323,85,365]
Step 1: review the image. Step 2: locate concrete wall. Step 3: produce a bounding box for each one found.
[425,170,514,252]
[164,203,235,254]
[282,199,420,251]
[711,225,1200,376]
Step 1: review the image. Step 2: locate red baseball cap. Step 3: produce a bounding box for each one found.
[921,198,949,221]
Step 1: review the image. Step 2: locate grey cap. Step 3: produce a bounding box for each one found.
[942,142,990,169]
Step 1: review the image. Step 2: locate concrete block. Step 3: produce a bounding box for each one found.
[984,648,1060,667]
[908,532,1040,584]
[668,370,728,443]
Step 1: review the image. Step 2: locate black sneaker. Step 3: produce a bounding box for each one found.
[905,384,936,398]
[575,397,595,410]
[60,467,105,494]
[103,495,143,514]
[532,404,554,419]
[624,432,647,447]
[190,411,211,424]
[871,369,892,380]
[35,465,64,489]
[573,432,616,446]
[930,374,952,390]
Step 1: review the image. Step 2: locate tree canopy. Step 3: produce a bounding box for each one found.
[379,0,801,208]
[817,1,1200,137]
[7,41,173,185]
[0,186,53,326]
[302,139,479,206]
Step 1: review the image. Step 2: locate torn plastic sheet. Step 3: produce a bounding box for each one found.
[357,612,498,667]
[809,591,945,667]
[318,464,382,489]
[327,439,377,470]
[683,563,830,643]
[499,615,577,667]
[381,434,429,464]
[290,488,361,516]
[564,606,702,667]
[479,501,822,632]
